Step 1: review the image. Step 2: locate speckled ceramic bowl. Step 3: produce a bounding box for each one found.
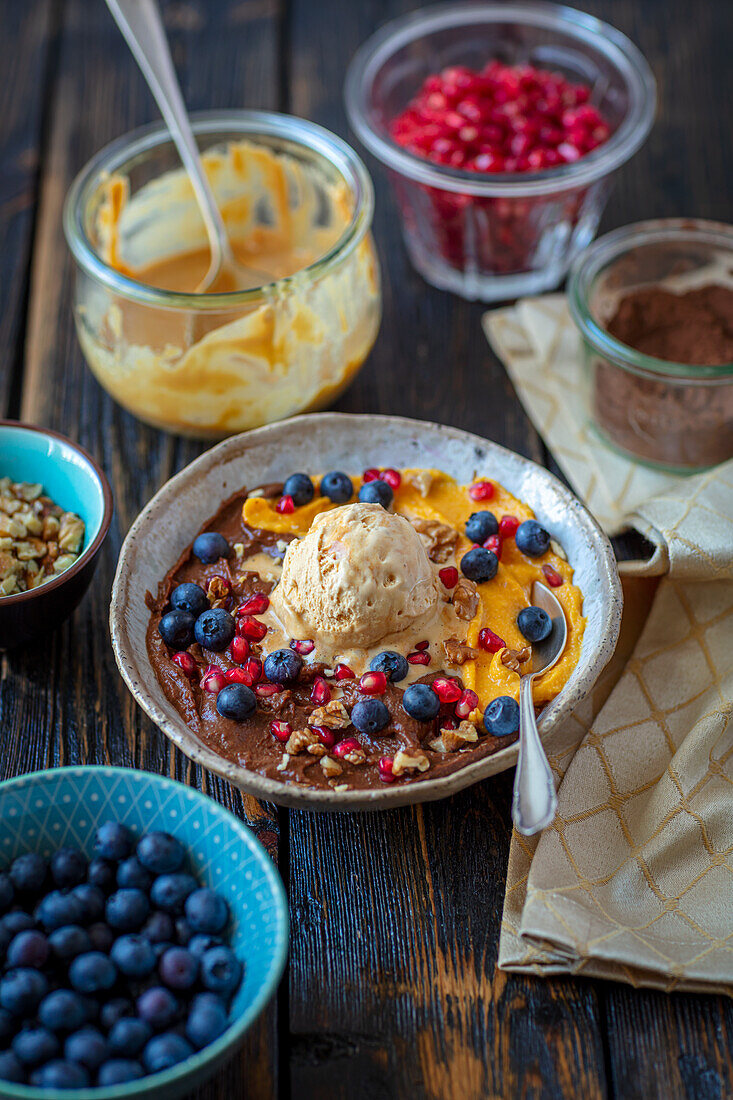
[110,413,622,811]
[0,766,288,1100]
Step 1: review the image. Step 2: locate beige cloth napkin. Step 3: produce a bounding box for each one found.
[484,297,733,995]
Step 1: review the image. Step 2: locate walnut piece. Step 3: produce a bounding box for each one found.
[308,701,351,729]
[0,479,84,596]
[392,750,430,777]
[342,746,366,766]
[452,577,480,620]
[501,646,531,672]
[409,471,435,497]
[443,636,480,665]
[320,755,343,778]
[285,729,327,758]
[409,518,459,563]
[429,721,479,753]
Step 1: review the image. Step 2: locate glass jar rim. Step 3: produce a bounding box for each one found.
[63,110,375,310]
[568,218,733,381]
[344,0,656,198]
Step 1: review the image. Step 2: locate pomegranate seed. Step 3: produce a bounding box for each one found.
[362,467,380,482]
[276,495,295,514]
[381,468,402,491]
[311,677,331,705]
[313,726,337,749]
[244,658,263,684]
[441,717,458,731]
[290,639,315,656]
[542,563,564,587]
[469,481,494,502]
[333,737,361,759]
[378,756,395,783]
[172,652,196,678]
[238,616,268,641]
[238,593,270,615]
[483,534,502,559]
[499,514,520,539]
[270,721,291,743]
[431,677,463,704]
[359,671,387,695]
[407,651,431,666]
[334,663,355,681]
[256,682,282,697]
[225,668,251,685]
[455,689,479,719]
[414,639,429,651]
[229,636,250,664]
[478,628,505,653]
[439,566,459,588]
[201,666,226,694]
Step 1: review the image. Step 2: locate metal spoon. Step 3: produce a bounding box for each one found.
[512,581,568,836]
[105,0,268,294]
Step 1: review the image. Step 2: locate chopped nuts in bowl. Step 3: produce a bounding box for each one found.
[0,478,86,597]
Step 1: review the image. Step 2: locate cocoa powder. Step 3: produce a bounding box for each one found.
[607,284,733,366]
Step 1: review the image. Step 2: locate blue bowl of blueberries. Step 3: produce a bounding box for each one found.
[0,766,288,1098]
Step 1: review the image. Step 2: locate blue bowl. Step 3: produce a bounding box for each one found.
[0,421,113,647]
[0,766,288,1100]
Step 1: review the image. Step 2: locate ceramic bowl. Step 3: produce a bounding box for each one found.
[110,413,622,811]
[0,765,288,1100]
[0,421,113,647]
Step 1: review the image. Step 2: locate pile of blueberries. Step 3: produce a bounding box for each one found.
[0,823,242,1089]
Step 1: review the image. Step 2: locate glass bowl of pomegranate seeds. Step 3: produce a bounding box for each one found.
[345,1,656,301]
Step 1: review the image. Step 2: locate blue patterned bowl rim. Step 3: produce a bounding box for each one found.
[0,766,289,1100]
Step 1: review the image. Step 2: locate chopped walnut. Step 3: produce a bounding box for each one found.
[501,646,531,672]
[58,512,85,554]
[276,753,290,772]
[342,745,366,766]
[409,470,435,497]
[320,755,343,778]
[233,542,245,560]
[409,517,459,563]
[0,479,85,596]
[308,701,350,729]
[443,636,480,665]
[452,577,480,620]
[285,729,327,758]
[206,575,231,608]
[429,721,479,753]
[392,750,430,777]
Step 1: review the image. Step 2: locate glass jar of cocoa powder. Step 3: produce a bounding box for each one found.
[568,219,733,472]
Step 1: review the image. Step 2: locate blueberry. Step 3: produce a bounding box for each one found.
[192,531,230,564]
[0,873,14,913]
[117,857,153,891]
[216,683,257,721]
[465,510,499,543]
[194,607,236,653]
[170,581,209,617]
[108,1017,151,1058]
[460,547,499,583]
[30,1060,90,1089]
[0,1051,25,1083]
[49,925,93,961]
[0,969,48,1015]
[283,473,315,506]
[263,648,302,684]
[320,471,353,504]
[0,1007,14,1046]
[351,699,390,734]
[143,1032,193,1074]
[71,883,105,923]
[38,989,88,1032]
[517,605,552,643]
[12,1026,60,1066]
[151,873,197,915]
[136,986,179,1031]
[185,992,229,1049]
[175,917,192,945]
[98,1059,145,1085]
[69,951,117,994]
[37,889,84,931]
[483,695,520,737]
[50,847,87,888]
[88,922,115,953]
[9,853,47,894]
[106,888,150,932]
[185,888,229,935]
[142,911,175,944]
[137,832,185,875]
[159,946,199,990]
[111,934,156,979]
[94,821,134,862]
[64,1027,109,1071]
[158,608,196,649]
[0,910,34,945]
[87,858,117,893]
[370,650,409,683]
[402,683,440,722]
[7,929,49,968]
[99,998,132,1032]
[515,519,551,557]
[358,480,393,509]
[200,946,243,996]
[188,933,223,958]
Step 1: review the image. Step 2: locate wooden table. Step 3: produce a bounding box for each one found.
[2,1,732,1096]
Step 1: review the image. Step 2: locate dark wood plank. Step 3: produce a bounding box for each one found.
[11,2,282,1097]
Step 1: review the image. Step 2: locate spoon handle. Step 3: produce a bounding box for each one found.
[104,0,230,269]
[512,674,558,836]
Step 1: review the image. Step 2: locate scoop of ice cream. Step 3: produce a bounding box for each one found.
[270,502,439,649]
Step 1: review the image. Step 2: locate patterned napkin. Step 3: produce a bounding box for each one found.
[484,297,733,994]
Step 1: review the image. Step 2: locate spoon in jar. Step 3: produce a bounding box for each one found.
[512,581,568,836]
[105,0,269,294]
